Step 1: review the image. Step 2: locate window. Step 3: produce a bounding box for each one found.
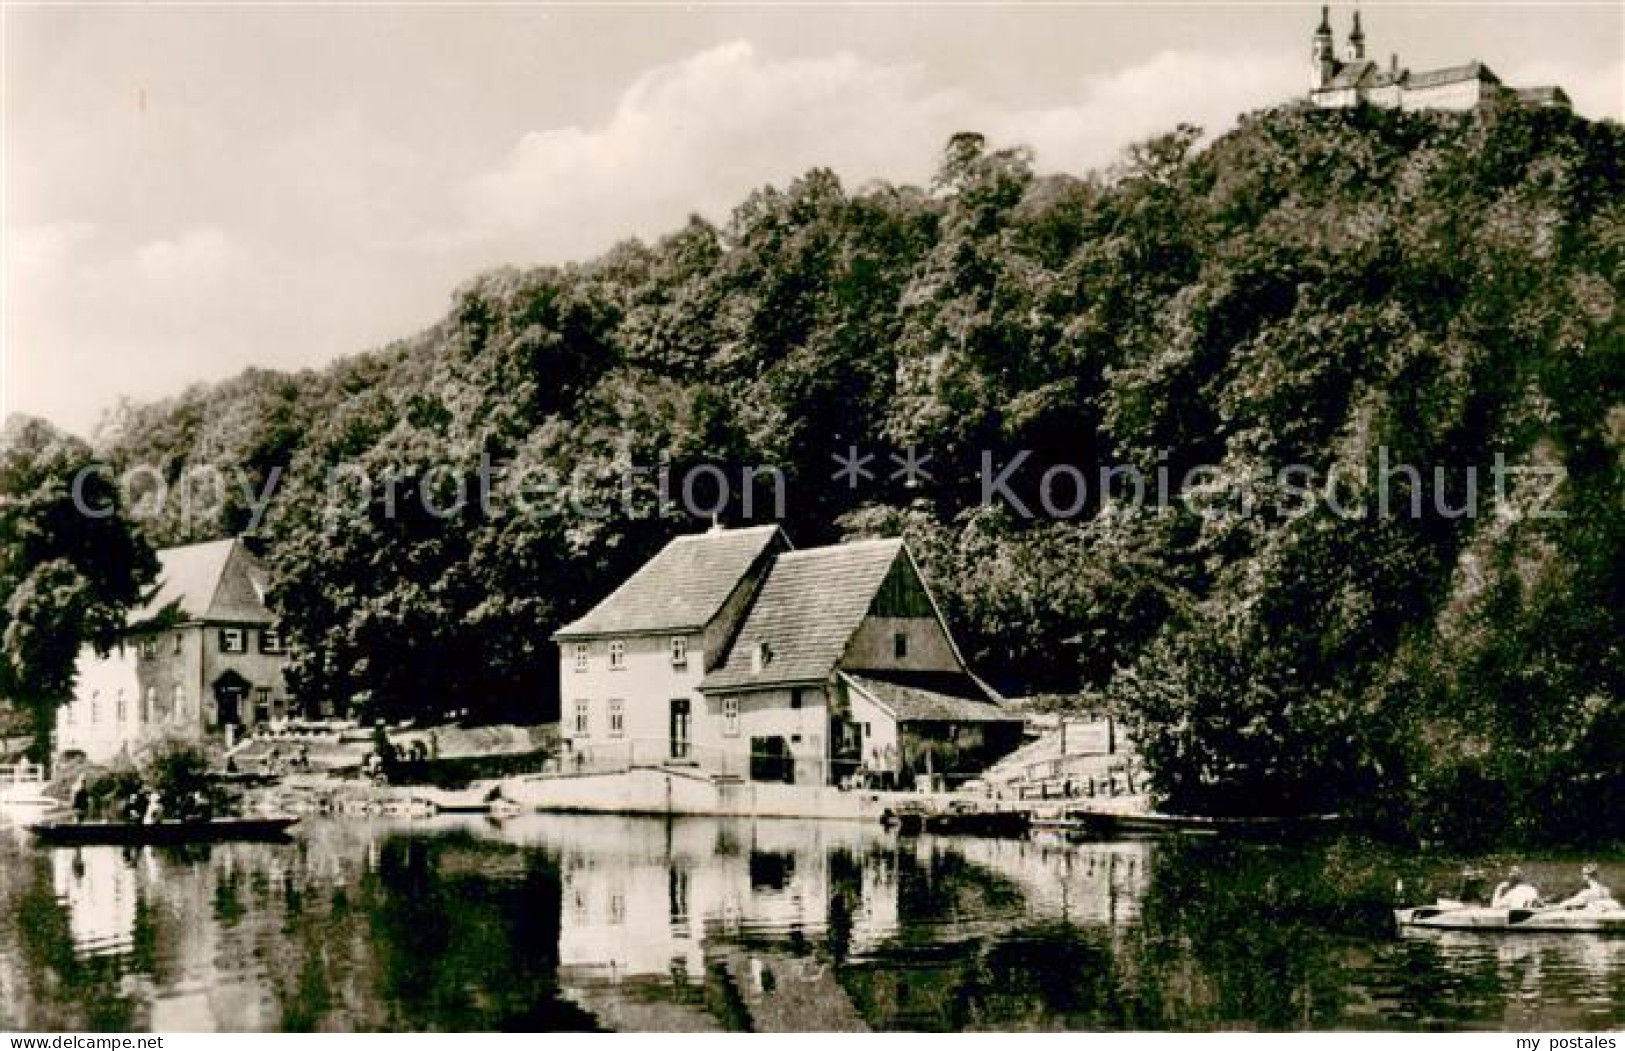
[608,640,626,670]
[790,688,804,710]
[255,688,272,724]
[670,636,688,667]
[144,686,157,723]
[139,636,158,659]
[750,642,772,673]
[115,690,126,723]
[172,632,183,654]
[723,697,740,737]
[260,628,285,654]
[894,631,909,659]
[220,628,246,654]
[573,643,590,672]
[172,685,186,723]
[608,699,625,737]
[573,700,590,736]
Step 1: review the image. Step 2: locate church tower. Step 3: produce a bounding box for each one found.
[1345,8,1367,61]
[1311,5,1336,89]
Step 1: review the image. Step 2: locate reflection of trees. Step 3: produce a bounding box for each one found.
[362,831,597,1030]
[1120,838,1507,1030]
[833,841,1131,1030]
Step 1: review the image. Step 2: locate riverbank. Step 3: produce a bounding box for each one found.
[241,766,1156,828]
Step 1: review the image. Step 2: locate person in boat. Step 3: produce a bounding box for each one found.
[182,788,212,823]
[69,776,90,823]
[1552,864,1617,911]
[1490,866,1542,909]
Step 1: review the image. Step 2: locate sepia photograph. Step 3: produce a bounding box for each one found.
[0,0,1622,1037]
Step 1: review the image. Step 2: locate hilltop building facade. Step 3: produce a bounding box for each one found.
[553,526,1022,788]
[1309,6,1569,112]
[56,538,294,764]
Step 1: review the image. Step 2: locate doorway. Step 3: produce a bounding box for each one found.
[669,698,691,760]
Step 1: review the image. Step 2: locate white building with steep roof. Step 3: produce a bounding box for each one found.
[56,537,293,764]
[553,526,1021,788]
[1309,6,1570,112]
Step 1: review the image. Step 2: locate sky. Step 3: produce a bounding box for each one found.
[4,2,1621,438]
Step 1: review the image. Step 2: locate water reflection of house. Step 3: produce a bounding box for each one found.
[554,527,1022,787]
[535,811,1160,1029]
[553,818,842,984]
[50,848,138,958]
[40,842,309,1031]
[56,538,294,763]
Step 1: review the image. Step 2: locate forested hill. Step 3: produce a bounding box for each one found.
[85,98,1624,842]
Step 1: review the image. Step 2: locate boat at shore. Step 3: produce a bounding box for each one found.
[1395,904,1625,934]
[1032,810,1345,838]
[26,816,299,846]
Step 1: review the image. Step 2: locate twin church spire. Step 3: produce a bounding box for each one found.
[1312,5,1365,90]
[1306,5,1569,112]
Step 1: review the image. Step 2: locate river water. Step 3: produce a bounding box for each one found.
[0,814,1620,1031]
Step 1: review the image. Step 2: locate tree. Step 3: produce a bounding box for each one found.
[0,416,156,759]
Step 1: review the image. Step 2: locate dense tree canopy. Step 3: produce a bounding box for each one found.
[0,417,157,756]
[75,97,1623,843]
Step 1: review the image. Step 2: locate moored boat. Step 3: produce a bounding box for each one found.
[26,816,298,846]
[1035,809,1345,838]
[1395,903,1625,934]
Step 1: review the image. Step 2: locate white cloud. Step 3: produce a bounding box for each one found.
[450,42,1299,264]
[993,50,1301,174]
[453,42,955,260]
[131,226,239,286]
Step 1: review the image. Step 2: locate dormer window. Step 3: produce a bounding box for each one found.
[220,628,246,654]
[608,640,627,670]
[670,637,688,668]
[750,642,773,674]
[573,643,590,672]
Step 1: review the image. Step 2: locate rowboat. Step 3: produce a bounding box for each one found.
[26,817,298,846]
[1395,904,1625,934]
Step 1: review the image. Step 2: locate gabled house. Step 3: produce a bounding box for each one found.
[552,524,787,770]
[554,527,1022,787]
[56,537,294,764]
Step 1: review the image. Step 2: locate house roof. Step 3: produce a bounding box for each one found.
[700,538,905,693]
[1406,61,1498,89]
[1515,85,1570,107]
[131,537,274,627]
[553,525,785,639]
[1326,59,1379,89]
[842,671,1021,724]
